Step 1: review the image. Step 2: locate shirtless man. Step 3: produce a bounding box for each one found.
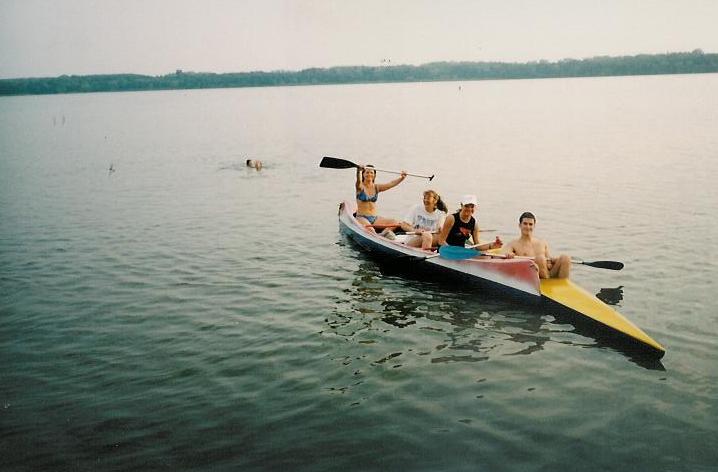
[504,212,571,279]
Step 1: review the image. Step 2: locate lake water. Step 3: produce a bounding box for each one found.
[1,74,717,471]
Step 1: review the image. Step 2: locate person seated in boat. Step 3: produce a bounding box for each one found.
[503,211,571,279]
[398,190,448,250]
[438,194,502,251]
[354,164,407,233]
[246,159,262,170]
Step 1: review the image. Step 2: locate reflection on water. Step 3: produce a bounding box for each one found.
[325,260,419,335]
[3,76,717,472]
[329,242,665,370]
[596,286,624,305]
[325,256,560,365]
[547,306,665,371]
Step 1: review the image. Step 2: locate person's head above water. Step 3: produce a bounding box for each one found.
[246,159,262,170]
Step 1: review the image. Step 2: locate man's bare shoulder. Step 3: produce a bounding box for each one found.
[534,238,548,247]
[531,238,549,255]
[530,237,547,246]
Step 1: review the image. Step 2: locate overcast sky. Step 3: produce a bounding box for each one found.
[1,0,717,79]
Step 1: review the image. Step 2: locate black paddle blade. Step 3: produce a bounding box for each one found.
[582,260,624,270]
[320,156,358,169]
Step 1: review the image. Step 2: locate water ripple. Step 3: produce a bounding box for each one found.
[2,77,717,471]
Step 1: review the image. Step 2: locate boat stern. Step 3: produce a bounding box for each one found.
[540,278,665,358]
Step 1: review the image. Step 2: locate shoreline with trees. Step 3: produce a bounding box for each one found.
[1,50,716,97]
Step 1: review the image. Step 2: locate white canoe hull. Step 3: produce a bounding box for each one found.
[339,201,541,299]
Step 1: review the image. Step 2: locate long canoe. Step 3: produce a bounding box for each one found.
[338,201,665,359]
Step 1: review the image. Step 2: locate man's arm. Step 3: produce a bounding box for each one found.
[503,240,517,257]
[534,240,551,278]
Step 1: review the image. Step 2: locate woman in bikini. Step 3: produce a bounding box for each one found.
[355,164,407,232]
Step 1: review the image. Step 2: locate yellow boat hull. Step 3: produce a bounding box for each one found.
[540,278,665,358]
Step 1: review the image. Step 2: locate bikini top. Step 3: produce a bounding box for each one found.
[356,188,378,202]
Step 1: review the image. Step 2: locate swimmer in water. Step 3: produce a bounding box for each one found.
[246,159,262,170]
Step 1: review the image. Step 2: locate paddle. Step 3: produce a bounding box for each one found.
[320,156,434,181]
[438,245,483,260]
[438,247,624,270]
[497,254,624,270]
[405,230,437,235]
[571,259,624,270]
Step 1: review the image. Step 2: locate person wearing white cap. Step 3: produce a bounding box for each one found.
[438,194,502,251]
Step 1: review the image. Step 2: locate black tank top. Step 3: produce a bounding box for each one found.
[446,211,475,246]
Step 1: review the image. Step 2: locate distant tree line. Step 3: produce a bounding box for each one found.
[1,50,716,96]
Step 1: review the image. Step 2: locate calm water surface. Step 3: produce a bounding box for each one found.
[1,74,717,471]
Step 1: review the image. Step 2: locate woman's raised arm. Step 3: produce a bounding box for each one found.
[355,166,364,191]
[376,171,407,192]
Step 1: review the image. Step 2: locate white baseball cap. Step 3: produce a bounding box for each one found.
[460,194,478,206]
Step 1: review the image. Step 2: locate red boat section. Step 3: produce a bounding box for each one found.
[339,200,541,297]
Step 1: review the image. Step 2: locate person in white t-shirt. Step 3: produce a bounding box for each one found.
[399,190,448,250]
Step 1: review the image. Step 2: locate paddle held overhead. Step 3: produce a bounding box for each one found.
[320,156,434,181]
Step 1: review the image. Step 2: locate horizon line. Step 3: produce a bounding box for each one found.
[1,49,712,81]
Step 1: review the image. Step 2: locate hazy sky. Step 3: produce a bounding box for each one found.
[2,0,717,79]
